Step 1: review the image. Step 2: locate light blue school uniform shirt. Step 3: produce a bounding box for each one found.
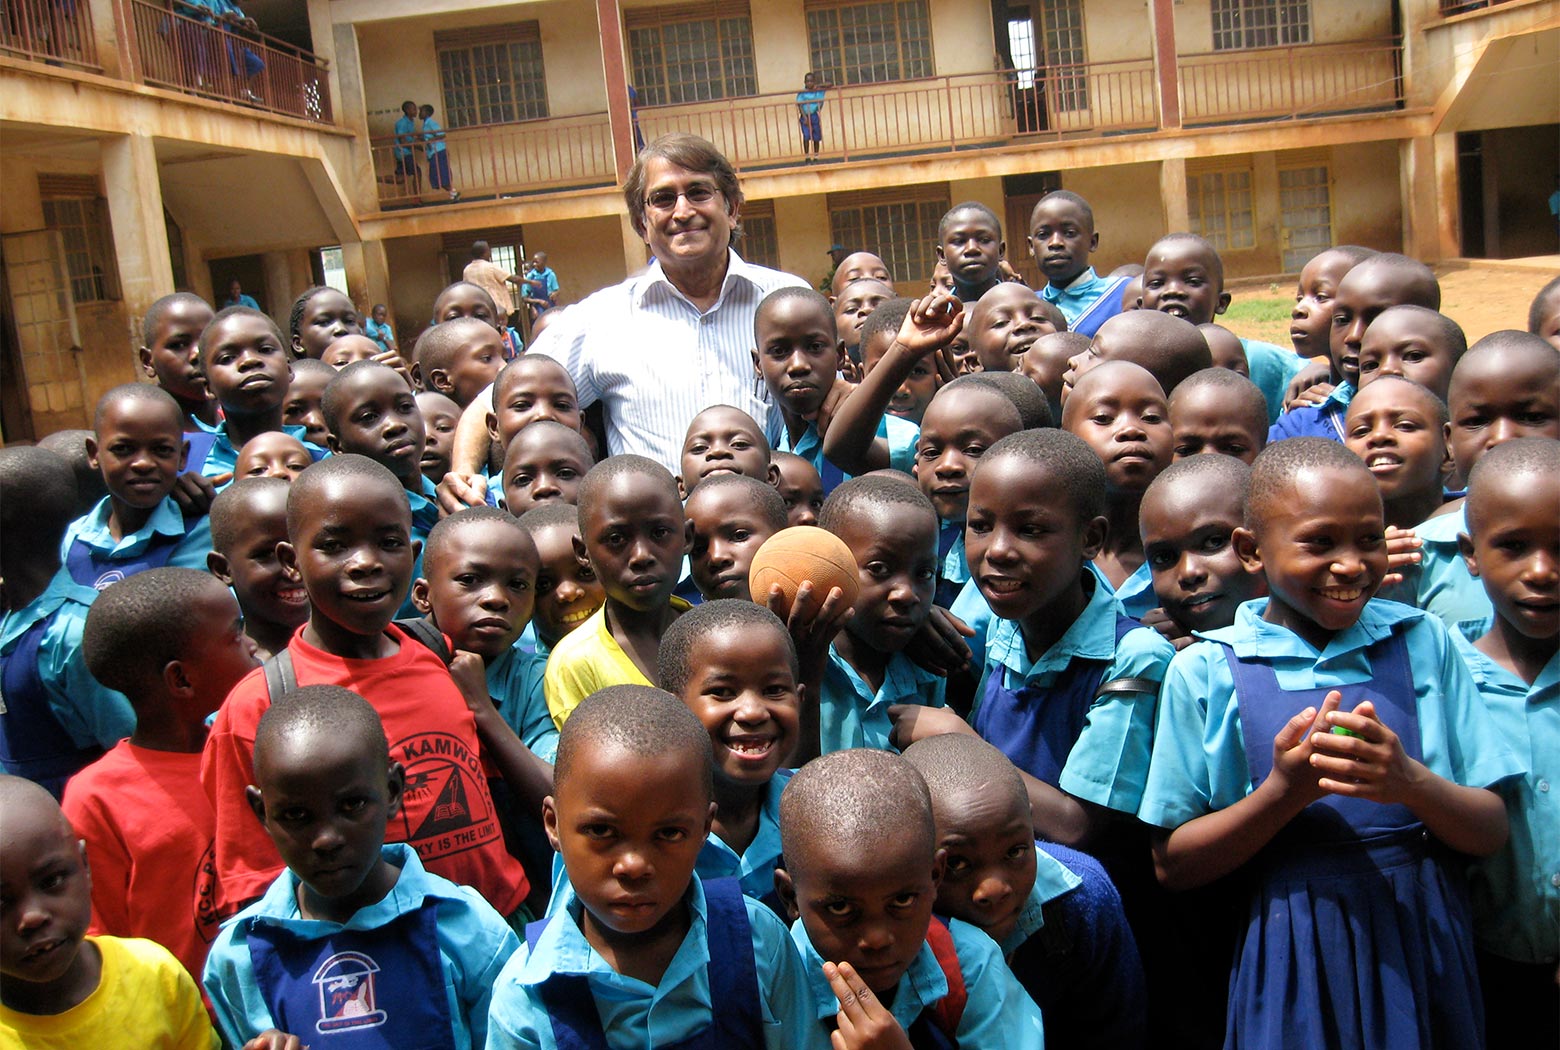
[488,643,556,763]
[61,494,213,572]
[791,914,1045,1049]
[1138,599,1524,832]
[393,114,417,160]
[1240,338,1308,425]
[950,575,995,669]
[1041,267,1117,323]
[775,412,918,484]
[795,89,826,115]
[194,420,324,480]
[222,293,260,311]
[1411,504,1493,637]
[0,567,134,749]
[203,844,517,1050]
[1001,851,1085,955]
[819,646,946,754]
[486,874,814,1050]
[422,117,448,154]
[1267,379,1353,444]
[977,569,1174,813]
[695,769,791,901]
[365,316,395,353]
[1452,632,1560,965]
[1109,560,1156,620]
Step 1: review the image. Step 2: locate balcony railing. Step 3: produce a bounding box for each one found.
[369,112,614,208]
[1,0,101,71]
[1178,38,1403,126]
[1438,0,1520,13]
[126,0,330,122]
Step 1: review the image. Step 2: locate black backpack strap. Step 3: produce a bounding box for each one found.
[393,617,452,666]
[261,650,297,702]
[1095,676,1160,699]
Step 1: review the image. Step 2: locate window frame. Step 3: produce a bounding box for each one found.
[737,201,779,270]
[827,184,949,285]
[38,179,120,304]
[434,23,549,129]
[626,2,757,107]
[806,0,935,88]
[1210,0,1311,51]
[1186,161,1256,253]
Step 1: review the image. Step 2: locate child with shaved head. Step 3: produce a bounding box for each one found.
[0,775,218,1047]
[1061,309,1211,407]
[903,734,1146,1050]
[203,685,517,1050]
[776,747,1044,1048]
[487,685,812,1048]
[416,316,507,408]
[208,477,307,658]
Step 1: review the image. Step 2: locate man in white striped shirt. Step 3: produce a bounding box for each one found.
[440,133,807,506]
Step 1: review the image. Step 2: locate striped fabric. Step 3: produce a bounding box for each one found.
[530,250,808,471]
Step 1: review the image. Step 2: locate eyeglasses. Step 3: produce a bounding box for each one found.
[644,183,720,212]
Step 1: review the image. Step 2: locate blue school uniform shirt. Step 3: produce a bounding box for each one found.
[1411,504,1492,637]
[365,316,395,352]
[486,874,814,1050]
[1041,267,1126,338]
[0,567,135,766]
[203,843,518,1050]
[61,495,214,576]
[695,769,791,902]
[936,520,969,609]
[1452,632,1560,965]
[791,914,1045,1049]
[422,117,448,155]
[488,642,557,763]
[393,114,417,159]
[795,89,826,115]
[978,569,1174,813]
[775,414,918,495]
[1138,598,1523,832]
[194,420,326,480]
[999,842,1148,1050]
[1267,379,1353,444]
[819,646,946,754]
[1108,560,1156,620]
[1241,338,1308,425]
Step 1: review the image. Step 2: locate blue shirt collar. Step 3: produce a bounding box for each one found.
[999,852,1084,954]
[1207,597,1420,660]
[988,569,1122,679]
[518,877,710,987]
[71,494,188,553]
[792,918,950,1026]
[231,844,454,935]
[0,566,97,648]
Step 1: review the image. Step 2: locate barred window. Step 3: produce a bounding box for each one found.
[1187,166,1255,252]
[627,3,756,107]
[738,202,779,270]
[828,186,948,284]
[1038,0,1087,111]
[807,0,933,87]
[1211,0,1310,50]
[1278,163,1333,273]
[39,180,119,304]
[436,24,548,128]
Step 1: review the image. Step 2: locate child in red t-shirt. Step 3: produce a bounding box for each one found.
[200,454,532,919]
[62,568,260,984]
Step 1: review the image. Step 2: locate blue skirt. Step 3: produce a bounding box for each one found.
[1227,832,1484,1050]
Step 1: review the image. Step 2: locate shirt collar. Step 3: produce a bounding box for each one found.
[234,844,454,934]
[793,920,950,1026]
[1040,267,1102,304]
[988,569,1122,678]
[1000,853,1084,954]
[698,770,790,876]
[518,878,709,986]
[74,494,188,549]
[1215,597,1418,660]
[633,250,755,314]
[0,566,97,647]
[1321,380,1356,411]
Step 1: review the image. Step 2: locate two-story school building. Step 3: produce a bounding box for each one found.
[2,0,1555,439]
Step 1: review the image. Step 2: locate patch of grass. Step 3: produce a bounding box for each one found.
[1223,296,1293,324]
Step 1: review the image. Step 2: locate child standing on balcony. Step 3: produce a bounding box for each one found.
[796,72,831,163]
[420,103,459,202]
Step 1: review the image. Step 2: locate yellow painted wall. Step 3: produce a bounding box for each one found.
[521,214,631,308]
[930,0,997,76]
[1061,161,1163,273]
[773,193,833,289]
[1173,0,1392,52]
[1326,140,1402,256]
[1080,0,1154,63]
[384,234,449,350]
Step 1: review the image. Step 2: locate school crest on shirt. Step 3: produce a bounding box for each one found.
[312,951,388,1032]
[194,839,220,943]
[391,731,500,862]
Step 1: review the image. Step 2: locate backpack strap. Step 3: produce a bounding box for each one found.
[261,650,297,703]
[923,915,967,1038]
[393,617,453,665]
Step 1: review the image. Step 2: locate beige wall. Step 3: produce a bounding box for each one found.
[1173,0,1392,52]
[1327,140,1403,257]
[773,193,833,289]
[1061,161,1164,273]
[1081,0,1154,63]
[521,214,631,308]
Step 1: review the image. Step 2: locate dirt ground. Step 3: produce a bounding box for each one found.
[1223,260,1559,348]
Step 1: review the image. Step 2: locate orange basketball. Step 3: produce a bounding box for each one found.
[748,526,860,617]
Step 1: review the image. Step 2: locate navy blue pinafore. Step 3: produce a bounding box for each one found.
[0,618,102,797]
[1222,632,1484,1050]
[524,877,764,1050]
[246,900,454,1048]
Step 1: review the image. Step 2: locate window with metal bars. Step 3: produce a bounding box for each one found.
[41,196,119,303]
[1037,0,1087,111]
[435,24,548,128]
[738,203,779,270]
[1211,0,1310,50]
[828,190,948,284]
[1187,166,1256,252]
[806,0,933,86]
[626,3,756,106]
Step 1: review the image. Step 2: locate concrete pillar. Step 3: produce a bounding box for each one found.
[619,214,647,276]
[340,240,392,316]
[1160,157,1189,232]
[1398,134,1459,264]
[261,252,294,329]
[1149,0,1181,130]
[92,0,129,80]
[596,0,636,184]
[101,133,174,334]
[306,0,342,131]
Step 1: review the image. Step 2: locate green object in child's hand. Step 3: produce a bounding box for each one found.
[1330,725,1362,738]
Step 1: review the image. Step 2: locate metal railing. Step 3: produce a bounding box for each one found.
[127,0,330,122]
[0,0,100,71]
[1438,0,1518,13]
[1178,38,1403,126]
[368,111,614,208]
